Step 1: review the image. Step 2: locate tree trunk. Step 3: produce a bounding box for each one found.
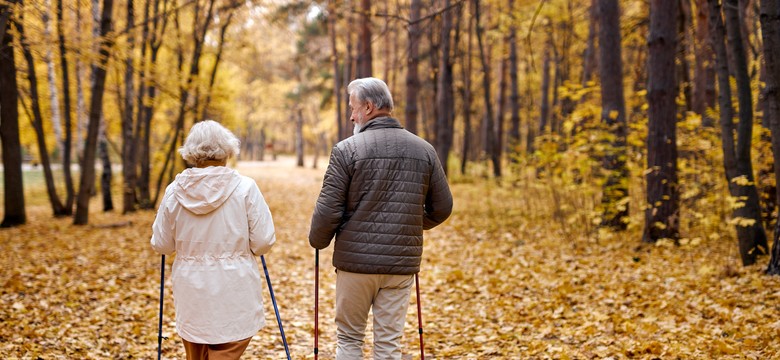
[0,0,26,227]
[598,0,629,230]
[582,0,599,88]
[74,0,115,225]
[508,0,520,161]
[138,0,169,209]
[99,124,113,212]
[121,0,137,214]
[56,0,74,214]
[435,0,454,174]
[296,108,304,167]
[356,0,372,77]
[43,0,64,158]
[460,1,473,175]
[18,7,67,216]
[761,0,780,274]
[693,0,716,125]
[539,41,552,135]
[493,54,507,177]
[677,0,693,112]
[405,0,422,135]
[198,12,233,121]
[474,0,497,176]
[643,0,680,242]
[329,0,343,140]
[721,0,768,265]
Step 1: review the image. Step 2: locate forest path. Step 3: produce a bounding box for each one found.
[1,157,779,358]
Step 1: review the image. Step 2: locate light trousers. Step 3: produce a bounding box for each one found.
[182,337,252,360]
[335,270,415,360]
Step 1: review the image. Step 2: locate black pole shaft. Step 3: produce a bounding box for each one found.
[261,255,291,360]
[314,249,319,360]
[157,254,165,360]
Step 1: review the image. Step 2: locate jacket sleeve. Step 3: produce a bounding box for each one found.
[423,154,453,230]
[247,181,276,256]
[151,185,176,255]
[309,146,350,249]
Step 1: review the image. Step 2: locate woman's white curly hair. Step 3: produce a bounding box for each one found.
[179,120,241,165]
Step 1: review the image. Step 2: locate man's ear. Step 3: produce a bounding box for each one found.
[365,101,374,115]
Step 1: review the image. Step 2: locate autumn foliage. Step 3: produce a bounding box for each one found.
[2,160,779,358]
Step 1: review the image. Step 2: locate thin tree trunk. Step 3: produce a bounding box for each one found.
[405,0,422,135]
[56,0,74,214]
[474,0,497,176]
[99,122,113,212]
[678,0,693,112]
[494,54,507,177]
[43,0,64,158]
[296,108,304,167]
[760,0,780,274]
[508,0,520,161]
[0,0,26,227]
[198,11,233,121]
[539,41,552,135]
[643,0,680,242]
[18,7,67,216]
[75,4,86,162]
[356,0,372,77]
[435,0,454,174]
[598,0,629,230]
[693,0,716,125]
[74,0,115,225]
[582,0,599,88]
[121,0,137,213]
[721,0,768,265]
[329,0,343,140]
[460,0,473,175]
[525,61,536,154]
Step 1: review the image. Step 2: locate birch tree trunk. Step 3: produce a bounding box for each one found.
[56,0,74,214]
[43,0,64,158]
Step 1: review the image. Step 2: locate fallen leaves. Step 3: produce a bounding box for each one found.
[2,159,780,358]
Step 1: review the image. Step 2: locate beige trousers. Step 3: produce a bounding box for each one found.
[182,337,252,360]
[335,270,415,360]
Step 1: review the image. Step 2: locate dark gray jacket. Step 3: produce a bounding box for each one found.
[309,117,453,274]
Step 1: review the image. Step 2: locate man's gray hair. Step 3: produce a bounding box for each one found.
[347,77,394,111]
[179,120,241,165]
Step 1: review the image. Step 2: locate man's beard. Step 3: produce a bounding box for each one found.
[353,123,362,136]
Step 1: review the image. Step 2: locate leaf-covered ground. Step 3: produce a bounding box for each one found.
[2,159,780,359]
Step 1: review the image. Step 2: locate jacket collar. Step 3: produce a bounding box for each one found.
[358,116,403,133]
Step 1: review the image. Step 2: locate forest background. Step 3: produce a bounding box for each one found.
[3,0,780,357]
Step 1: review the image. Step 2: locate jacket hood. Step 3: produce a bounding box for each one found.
[174,166,242,215]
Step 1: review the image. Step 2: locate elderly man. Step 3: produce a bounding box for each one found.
[309,77,453,359]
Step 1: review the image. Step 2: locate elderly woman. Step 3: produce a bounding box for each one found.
[151,120,276,359]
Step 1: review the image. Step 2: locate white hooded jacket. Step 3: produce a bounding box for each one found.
[151,166,276,344]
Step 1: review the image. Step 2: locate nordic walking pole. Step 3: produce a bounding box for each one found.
[260,255,292,360]
[157,254,165,360]
[415,273,425,360]
[314,249,319,360]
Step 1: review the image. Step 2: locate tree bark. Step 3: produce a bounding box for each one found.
[329,0,343,141]
[0,0,26,227]
[43,0,64,158]
[460,0,473,174]
[356,0,372,77]
[582,0,599,88]
[643,0,680,242]
[56,0,74,214]
[693,0,716,125]
[121,0,137,214]
[760,0,780,274]
[296,108,304,167]
[405,0,422,135]
[74,0,115,225]
[598,0,629,230]
[474,0,498,176]
[539,41,552,136]
[435,0,454,174]
[508,0,520,161]
[18,6,67,216]
[720,0,768,265]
